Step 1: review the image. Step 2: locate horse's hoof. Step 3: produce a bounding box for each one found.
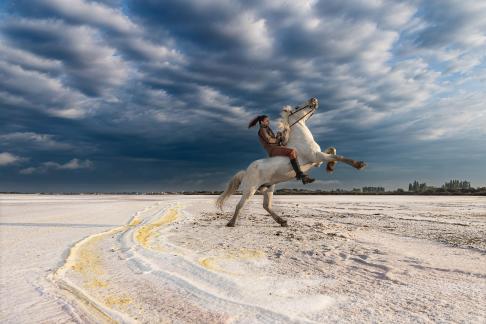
[280,221,288,227]
[356,161,367,170]
[326,161,336,174]
[226,222,235,227]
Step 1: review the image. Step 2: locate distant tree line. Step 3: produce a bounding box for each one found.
[408,179,472,192]
[405,179,482,195]
[1,179,485,196]
[408,180,430,192]
[362,186,385,193]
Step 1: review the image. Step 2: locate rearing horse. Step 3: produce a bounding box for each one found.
[216,98,366,227]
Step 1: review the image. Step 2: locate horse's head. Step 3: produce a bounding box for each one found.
[284,97,318,128]
[277,97,318,146]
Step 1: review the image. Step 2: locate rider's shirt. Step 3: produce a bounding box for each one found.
[258,125,280,155]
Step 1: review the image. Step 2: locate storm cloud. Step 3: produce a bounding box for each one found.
[1,0,485,192]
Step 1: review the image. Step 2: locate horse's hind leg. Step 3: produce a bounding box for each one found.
[263,185,288,227]
[226,186,257,227]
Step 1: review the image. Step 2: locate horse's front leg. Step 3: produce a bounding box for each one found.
[323,147,337,173]
[315,151,366,170]
[263,185,288,227]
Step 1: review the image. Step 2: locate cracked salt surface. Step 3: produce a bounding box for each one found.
[1,195,485,323]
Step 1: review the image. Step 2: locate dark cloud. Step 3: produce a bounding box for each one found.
[1,19,128,97]
[1,0,485,192]
[414,0,486,48]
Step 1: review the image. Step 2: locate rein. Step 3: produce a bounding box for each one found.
[288,103,316,127]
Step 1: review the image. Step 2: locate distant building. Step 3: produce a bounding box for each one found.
[442,179,471,190]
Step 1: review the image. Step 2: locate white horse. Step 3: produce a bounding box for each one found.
[216,98,366,227]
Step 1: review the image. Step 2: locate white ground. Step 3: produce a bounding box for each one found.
[0,194,485,323]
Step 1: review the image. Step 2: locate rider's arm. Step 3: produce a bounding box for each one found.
[258,128,278,144]
[276,131,284,145]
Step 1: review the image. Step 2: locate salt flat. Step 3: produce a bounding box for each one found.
[0,194,485,323]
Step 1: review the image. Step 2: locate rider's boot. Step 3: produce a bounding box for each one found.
[290,158,315,184]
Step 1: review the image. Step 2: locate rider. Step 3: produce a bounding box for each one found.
[248,115,315,184]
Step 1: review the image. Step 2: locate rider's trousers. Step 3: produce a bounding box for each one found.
[268,147,297,160]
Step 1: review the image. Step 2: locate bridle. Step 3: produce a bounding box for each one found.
[288,101,317,127]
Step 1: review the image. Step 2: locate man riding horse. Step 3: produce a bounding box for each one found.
[217,97,366,227]
[249,113,315,185]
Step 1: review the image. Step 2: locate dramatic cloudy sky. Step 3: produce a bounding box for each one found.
[1,0,485,192]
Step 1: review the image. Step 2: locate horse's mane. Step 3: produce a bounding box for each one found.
[275,105,292,146]
[276,105,292,131]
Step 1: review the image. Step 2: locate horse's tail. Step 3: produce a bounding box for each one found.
[216,170,246,210]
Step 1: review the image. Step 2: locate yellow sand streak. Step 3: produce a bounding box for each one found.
[70,236,108,290]
[135,207,180,248]
[89,279,109,288]
[71,236,104,275]
[128,217,141,227]
[104,295,132,307]
[51,203,183,322]
[199,257,215,269]
[51,210,152,321]
[199,248,265,274]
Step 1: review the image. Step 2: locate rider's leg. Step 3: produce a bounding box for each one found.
[289,155,315,184]
[269,147,314,184]
[289,155,304,178]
